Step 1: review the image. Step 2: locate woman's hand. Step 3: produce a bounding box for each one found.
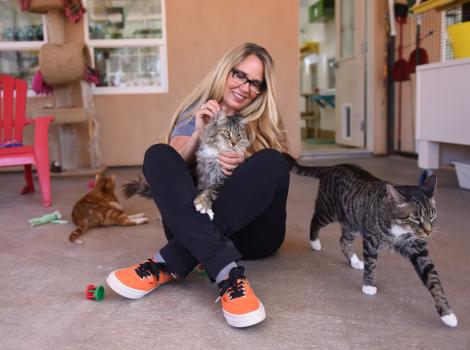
[195,100,220,135]
[171,100,221,163]
[218,151,245,176]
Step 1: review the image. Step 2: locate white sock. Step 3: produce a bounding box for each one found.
[154,252,165,263]
[215,262,238,284]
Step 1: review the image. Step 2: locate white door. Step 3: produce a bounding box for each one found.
[335,0,366,147]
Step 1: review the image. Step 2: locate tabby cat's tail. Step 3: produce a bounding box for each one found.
[69,226,86,243]
[121,177,153,199]
[282,152,323,178]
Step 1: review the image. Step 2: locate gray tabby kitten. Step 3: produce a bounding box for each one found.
[122,111,249,221]
[283,154,457,328]
[193,111,249,220]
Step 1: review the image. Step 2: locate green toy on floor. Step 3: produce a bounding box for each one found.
[28,210,68,227]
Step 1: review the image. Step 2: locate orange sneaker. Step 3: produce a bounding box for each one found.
[216,266,266,328]
[106,258,174,299]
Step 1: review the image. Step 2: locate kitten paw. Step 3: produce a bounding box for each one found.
[194,196,214,220]
[132,217,149,225]
[350,254,364,270]
[441,313,458,327]
[362,285,377,295]
[128,213,145,219]
[310,239,322,251]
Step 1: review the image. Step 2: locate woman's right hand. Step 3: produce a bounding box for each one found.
[195,100,220,135]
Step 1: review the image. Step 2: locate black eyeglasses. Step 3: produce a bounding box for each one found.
[230,68,266,94]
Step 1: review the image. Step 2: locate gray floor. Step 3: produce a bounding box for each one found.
[1,156,469,350]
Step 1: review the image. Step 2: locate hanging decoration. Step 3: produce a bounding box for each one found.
[84,66,100,85]
[18,0,86,23]
[32,70,54,95]
[63,0,86,23]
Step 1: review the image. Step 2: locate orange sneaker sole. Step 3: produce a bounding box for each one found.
[106,271,156,299]
[222,302,266,328]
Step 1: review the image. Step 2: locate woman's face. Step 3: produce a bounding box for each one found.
[220,54,265,115]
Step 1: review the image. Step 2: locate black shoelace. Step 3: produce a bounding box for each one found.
[216,266,247,302]
[134,259,166,281]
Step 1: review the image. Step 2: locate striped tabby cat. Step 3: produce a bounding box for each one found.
[284,154,457,327]
[69,175,148,244]
[123,111,250,221]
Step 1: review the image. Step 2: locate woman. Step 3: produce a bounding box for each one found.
[107,43,290,328]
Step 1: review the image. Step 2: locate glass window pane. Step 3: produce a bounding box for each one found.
[340,0,355,58]
[0,50,39,86]
[444,8,462,61]
[93,47,161,87]
[0,1,44,42]
[87,0,163,40]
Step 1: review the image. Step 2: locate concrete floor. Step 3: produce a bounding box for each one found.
[0,156,469,350]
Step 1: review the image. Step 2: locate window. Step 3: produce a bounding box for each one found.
[0,0,47,89]
[339,0,355,58]
[441,6,462,62]
[85,0,167,94]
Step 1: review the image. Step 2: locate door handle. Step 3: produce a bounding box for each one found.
[329,58,338,69]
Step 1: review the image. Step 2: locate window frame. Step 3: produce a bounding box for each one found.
[83,0,168,95]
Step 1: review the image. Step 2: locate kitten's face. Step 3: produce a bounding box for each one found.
[94,175,116,192]
[393,196,437,239]
[215,115,249,150]
[389,175,437,240]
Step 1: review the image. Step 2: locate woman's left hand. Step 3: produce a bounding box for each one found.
[218,151,245,176]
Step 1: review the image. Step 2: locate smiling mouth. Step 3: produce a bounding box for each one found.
[232,91,247,102]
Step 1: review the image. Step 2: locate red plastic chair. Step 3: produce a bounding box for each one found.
[0,74,54,207]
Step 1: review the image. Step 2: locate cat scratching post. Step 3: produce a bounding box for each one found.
[32,5,104,175]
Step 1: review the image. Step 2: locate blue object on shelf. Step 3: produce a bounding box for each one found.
[311,94,335,109]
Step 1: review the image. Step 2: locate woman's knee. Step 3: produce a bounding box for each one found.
[253,149,287,170]
[235,232,285,260]
[252,149,289,187]
[144,143,174,165]
[143,143,181,173]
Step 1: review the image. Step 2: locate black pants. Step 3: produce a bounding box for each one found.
[143,144,289,280]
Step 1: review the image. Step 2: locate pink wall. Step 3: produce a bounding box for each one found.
[95,0,300,165]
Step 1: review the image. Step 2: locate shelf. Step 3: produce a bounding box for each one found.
[313,95,335,108]
[36,107,87,124]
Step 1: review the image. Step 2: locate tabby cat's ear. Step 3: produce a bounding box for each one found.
[215,110,227,125]
[216,110,227,118]
[386,184,406,204]
[422,174,437,198]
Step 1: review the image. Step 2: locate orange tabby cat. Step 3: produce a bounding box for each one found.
[69,174,148,244]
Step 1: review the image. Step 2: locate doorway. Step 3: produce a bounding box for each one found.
[299,0,370,157]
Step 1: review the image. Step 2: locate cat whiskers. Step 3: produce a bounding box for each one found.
[427,226,445,243]
[431,226,445,235]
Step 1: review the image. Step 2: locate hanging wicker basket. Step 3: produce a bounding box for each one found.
[39,43,91,86]
[24,0,63,13]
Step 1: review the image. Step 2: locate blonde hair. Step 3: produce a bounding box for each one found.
[165,43,288,153]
